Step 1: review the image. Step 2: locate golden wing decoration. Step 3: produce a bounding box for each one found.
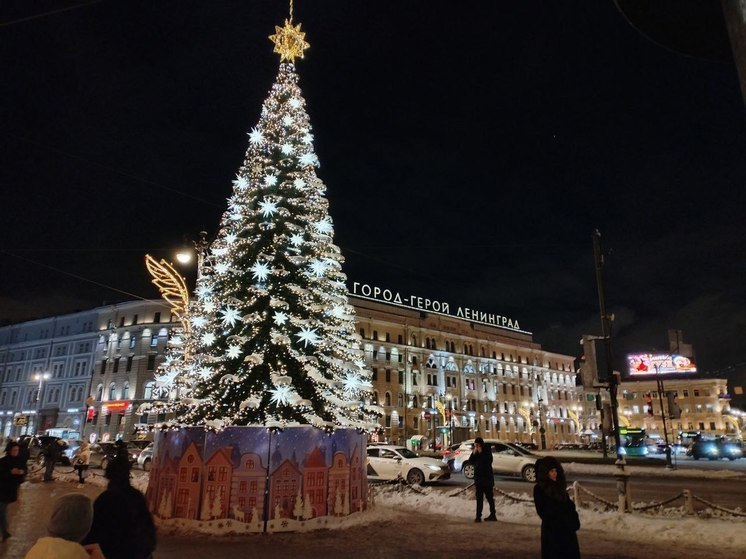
[145,255,190,327]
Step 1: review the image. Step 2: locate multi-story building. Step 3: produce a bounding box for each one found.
[0,310,99,438]
[617,377,739,441]
[351,295,582,449]
[1,294,583,448]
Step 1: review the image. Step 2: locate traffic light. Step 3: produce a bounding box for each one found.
[667,392,682,419]
[646,394,654,416]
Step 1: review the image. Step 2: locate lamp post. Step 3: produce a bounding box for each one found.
[653,361,674,469]
[33,372,51,434]
[176,231,209,280]
[446,394,454,445]
[538,397,547,450]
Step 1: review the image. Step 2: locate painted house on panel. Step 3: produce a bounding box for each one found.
[302,446,328,518]
[269,458,302,519]
[174,442,203,519]
[328,451,350,515]
[203,446,233,519]
[231,452,266,521]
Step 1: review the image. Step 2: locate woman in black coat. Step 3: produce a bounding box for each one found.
[0,441,28,542]
[82,453,156,559]
[533,456,580,559]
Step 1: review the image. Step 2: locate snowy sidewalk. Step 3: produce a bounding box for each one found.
[2,471,745,559]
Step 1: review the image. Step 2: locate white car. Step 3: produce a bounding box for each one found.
[449,439,538,482]
[366,445,450,485]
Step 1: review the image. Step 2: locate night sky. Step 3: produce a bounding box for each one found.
[1,1,745,375]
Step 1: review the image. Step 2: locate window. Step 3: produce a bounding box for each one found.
[693,390,700,397]
[100,359,107,375]
[385,369,391,383]
[150,334,158,347]
[132,314,138,325]
[96,384,103,401]
[147,355,156,370]
[129,336,136,349]
[398,370,404,385]
[109,384,117,400]
[683,390,689,398]
[113,357,120,373]
[126,356,133,372]
[144,382,155,400]
[371,368,378,381]
[123,383,130,399]
[154,312,161,323]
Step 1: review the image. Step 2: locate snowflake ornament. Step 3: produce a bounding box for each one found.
[273,311,288,326]
[342,372,365,395]
[233,175,250,190]
[201,332,217,346]
[269,385,294,406]
[226,345,242,359]
[309,259,327,277]
[225,233,237,245]
[264,174,278,187]
[288,97,302,109]
[220,307,241,328]
[250,261,271,282]
[289,233,304,247]
[191,315,207,328]
[302,134,313,145]
[248,128,264,144]
[293,178,306,189]
[281,143,294,155]
[214,262,230,275]
[296,327,320,347]
[313,218,333,235]
[258,198,279,218]
[282,115,294,127]
[299,153,317,166]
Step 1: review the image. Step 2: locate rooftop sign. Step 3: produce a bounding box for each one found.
[350,282,529,334]
[627,353,697,376]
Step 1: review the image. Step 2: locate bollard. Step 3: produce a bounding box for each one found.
[572,481,582,507]
[614,459,630,513]
[683,489,694,515]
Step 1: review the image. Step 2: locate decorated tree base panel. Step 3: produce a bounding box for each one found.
[146,426,368,533]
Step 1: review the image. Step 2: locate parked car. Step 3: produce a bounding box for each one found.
[716,441,743,461]
[18,435,70,466]
[126,440,151,464]
[137,442,154,471]
[366,445,450,485]
[449,439,538,482]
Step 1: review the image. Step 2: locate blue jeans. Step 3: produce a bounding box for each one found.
[0,501,8,536]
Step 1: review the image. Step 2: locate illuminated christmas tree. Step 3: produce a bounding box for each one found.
[164,15,379,432]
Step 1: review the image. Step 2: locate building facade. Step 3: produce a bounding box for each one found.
[1,297,585,448]
[616,377,739,441]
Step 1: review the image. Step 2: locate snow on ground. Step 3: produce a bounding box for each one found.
[560,461,746,479]
[376,484,746,552]
[35,462,746,551]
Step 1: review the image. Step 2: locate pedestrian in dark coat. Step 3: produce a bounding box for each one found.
[0,441,28,542]
[533,456,581,559]
[42,439,64,482]
[465,437,496,522]
[82,452,156,559]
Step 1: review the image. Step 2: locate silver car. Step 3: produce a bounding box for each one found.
[448,439,538,482]
[137,442,154,471]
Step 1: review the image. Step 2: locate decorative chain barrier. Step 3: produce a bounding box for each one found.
[691,494,746,517]
[575,483,618,509]
[631,492,684,511]
[493,485,534,503]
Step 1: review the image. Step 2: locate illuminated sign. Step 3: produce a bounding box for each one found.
[350,282,528,333]
[102,400,130,412]
[627,353,697,376]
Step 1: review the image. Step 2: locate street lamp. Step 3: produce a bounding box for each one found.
[176,231,209,280]
[33,372,51,434]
